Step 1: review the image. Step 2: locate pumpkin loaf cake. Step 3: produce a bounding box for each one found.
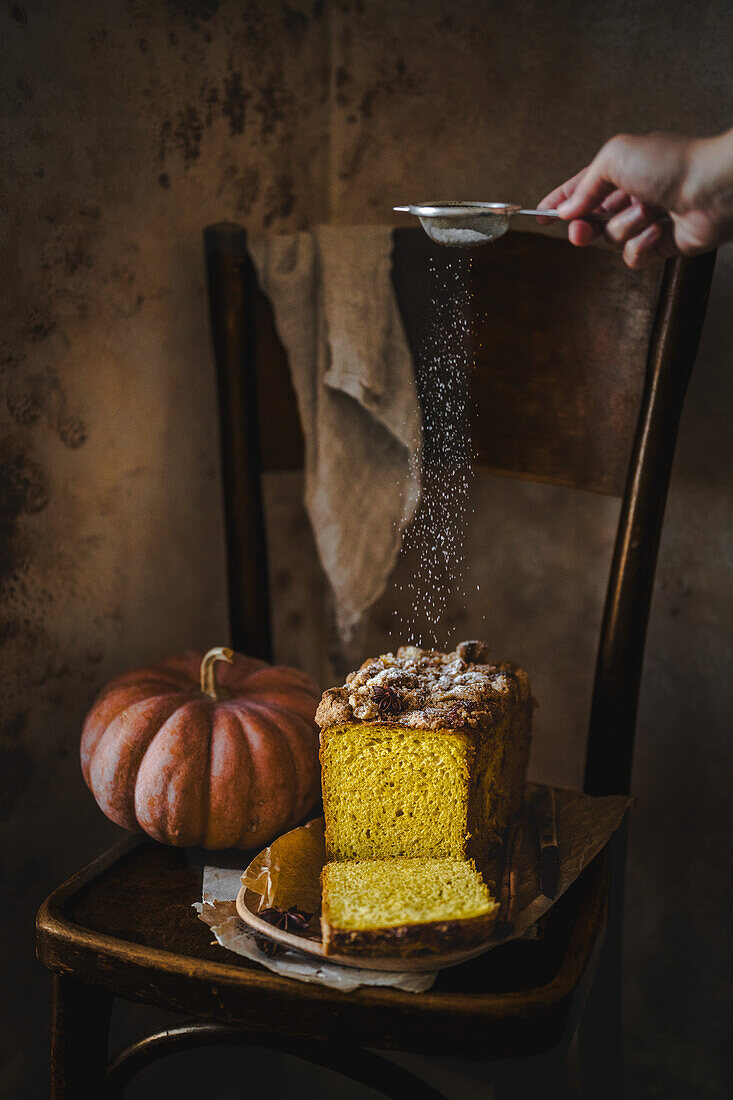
[320,857,498,957]
[317,641,533,863]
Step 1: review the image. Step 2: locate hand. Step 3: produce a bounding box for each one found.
[537,130,733,269]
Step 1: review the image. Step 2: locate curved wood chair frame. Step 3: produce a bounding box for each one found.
[36,224,715,1098]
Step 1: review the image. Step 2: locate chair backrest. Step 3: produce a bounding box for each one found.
[205,223,715,797]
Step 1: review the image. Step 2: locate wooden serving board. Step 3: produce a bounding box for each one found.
[235,884,496,974]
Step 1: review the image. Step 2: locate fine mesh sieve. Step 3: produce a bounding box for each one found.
[393,201,614,248]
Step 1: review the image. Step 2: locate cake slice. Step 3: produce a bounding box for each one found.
[320,857,498,957]
[317,641,533,862]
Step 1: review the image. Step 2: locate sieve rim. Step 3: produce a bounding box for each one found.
[393,201,519,218]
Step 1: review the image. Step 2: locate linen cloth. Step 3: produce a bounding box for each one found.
[249,226,421,639]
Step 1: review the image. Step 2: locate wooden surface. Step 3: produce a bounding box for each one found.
[205,224,274,660]
[37,836,608,1060]
[392,228,664,496]
[207,222,715,801]
[223,225,668,497]
[585,250,716,795]
[50,974,112,1098]
[36,231,714,1092]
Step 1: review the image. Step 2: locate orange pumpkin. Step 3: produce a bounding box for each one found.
[80,647,321,849]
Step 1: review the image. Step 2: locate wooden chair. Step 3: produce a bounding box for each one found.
[36,223,715,1099]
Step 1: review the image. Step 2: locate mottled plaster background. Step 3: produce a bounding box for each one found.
[1,2,731,1098]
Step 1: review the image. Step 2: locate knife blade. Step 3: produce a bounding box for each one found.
[533,786,560,900]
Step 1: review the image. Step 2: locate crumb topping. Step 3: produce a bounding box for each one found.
[316,641,528,731]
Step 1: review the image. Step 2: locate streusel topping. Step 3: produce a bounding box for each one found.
[315,641,529,731]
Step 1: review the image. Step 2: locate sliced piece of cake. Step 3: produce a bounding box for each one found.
[317,641,533,862]
[320,857,498,956]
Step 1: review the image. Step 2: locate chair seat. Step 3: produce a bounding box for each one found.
[36,836,608,1062]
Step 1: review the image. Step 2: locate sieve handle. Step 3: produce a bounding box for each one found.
[518,208,612,222]
[519,207,671,224]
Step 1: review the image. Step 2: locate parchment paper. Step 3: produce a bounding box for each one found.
[196,784,631,994]
[193,862,436,993]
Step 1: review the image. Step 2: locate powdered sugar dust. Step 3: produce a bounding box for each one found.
[391,252,483,647]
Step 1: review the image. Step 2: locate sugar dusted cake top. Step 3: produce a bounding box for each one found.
[316,640,530,732]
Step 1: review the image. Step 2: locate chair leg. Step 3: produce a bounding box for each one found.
[491,1041,569,1100]
[50,974,113,1099]
[578,825,627,1099]
[578,918,624,1100]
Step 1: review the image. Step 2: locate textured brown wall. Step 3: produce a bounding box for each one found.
[2,2,731,1097]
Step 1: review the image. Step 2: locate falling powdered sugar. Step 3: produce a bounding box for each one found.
[391,252,480,647]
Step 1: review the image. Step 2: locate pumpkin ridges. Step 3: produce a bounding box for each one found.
[134,699,213,846]
[88,651,267,703]
[231,707,299,849]
[86,694,188,829]
[286,714,323,817]
[244,687,321,726]
[205,708,254,848]
[85,675,190,713]
[81,686,192,782]
[243,702,304,821]
[92,669,195,698]
[295,715,325,811]
[83,679,193,757]
[81,648,321,850]
[243,701,320,819]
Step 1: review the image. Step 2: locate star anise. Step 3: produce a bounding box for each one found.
[259,905,312,932]
[256,935,280,957]
[256,905,312,957]
[372,684,404,717]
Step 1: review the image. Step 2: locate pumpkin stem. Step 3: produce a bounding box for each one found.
[200,646,234,700]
